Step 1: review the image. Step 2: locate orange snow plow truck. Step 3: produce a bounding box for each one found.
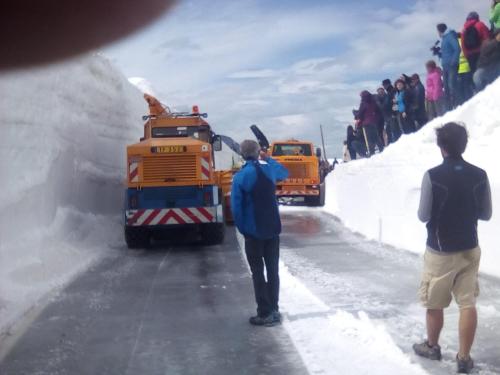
[124,94,234,248]
[270,140,329,206]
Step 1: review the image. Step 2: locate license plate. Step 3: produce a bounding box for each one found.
[152,146,187,153]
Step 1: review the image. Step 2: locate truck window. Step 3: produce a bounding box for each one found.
[152,126,210,142]
[272,144,312,156]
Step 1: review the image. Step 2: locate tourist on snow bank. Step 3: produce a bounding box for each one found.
[437,23,461,110]
[355,91,384,156]
[425,61,445,121]
[414,122,492,374]
[492,0,500,32]
[382,79,401,143]
[410,74,428,129]
[461,12,491,75]
[345,125,357,161]
[374,88,389,144]
[231,140,288,327]
[474,29,500,91]
[394,79,415,134]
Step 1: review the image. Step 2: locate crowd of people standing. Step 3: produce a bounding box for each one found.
[343,3,500,162]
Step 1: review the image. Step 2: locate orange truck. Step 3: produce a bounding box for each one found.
[124,94,234,248]
[269,140,329,206]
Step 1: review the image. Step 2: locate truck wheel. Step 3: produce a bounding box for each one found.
[305,183,326,207]
[201,223,226,245]
[318,183,326,206]
[125,227,151,249]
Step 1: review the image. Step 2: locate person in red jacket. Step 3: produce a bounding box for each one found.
[354,91,384,156]
[461,12,491,75]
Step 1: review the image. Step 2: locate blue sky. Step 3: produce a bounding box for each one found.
[105,0,489,156]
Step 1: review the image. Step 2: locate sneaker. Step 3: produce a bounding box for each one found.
[456,354,474,374]
[249,314,275,327]
[413,341,442,361]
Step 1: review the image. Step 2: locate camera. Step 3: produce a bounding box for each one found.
[430,40,442,58]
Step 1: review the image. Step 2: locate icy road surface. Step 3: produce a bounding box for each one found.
[278,209,500,375]
[1,210,500,374]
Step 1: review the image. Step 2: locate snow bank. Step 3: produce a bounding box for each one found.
[326,79,500,277]
[0,55,147,335]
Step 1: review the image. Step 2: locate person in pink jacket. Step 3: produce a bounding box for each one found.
[425,60,445,121]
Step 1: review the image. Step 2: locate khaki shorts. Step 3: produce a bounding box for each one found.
[418,247,481,310]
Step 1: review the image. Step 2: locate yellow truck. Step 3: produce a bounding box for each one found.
[124,94,234,248]
[270,140,329,206]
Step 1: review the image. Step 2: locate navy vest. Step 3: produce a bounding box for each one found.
[426,158,488,252]
[251,161,281,239]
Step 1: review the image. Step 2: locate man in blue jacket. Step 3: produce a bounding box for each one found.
[231,140,288,326]
[413,123,492,374]
[437,23,461,110]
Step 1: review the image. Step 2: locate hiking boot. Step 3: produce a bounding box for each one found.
[413,341,442,361]
[456,354,474,374]
[249,314,275,327]
[271,311,282,324]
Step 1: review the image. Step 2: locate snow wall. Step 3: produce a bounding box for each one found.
[0,55,238,335]
[326,79,500,278]
[0,55,146,334]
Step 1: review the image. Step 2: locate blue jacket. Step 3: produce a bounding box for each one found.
[231,158,288,239]
[441,30,460,68]
[396,91,406,113]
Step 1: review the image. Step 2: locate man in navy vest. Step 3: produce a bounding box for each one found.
[413,123,492,374]
[232,140,288,326]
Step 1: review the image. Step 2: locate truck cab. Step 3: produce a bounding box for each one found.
[124,99,228,248]
[270,140,326,206]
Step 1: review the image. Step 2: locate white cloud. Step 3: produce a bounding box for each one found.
[228,69,277,79]
[105,0,491,156]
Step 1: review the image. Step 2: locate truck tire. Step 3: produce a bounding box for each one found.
[318,183,326,206]
[125,227,151,249]
[305,183,326,207]
[200,222,226,245]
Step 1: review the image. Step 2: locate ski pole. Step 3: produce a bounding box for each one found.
[362,127,370,157]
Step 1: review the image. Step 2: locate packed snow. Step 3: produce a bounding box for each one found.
[326,79,500,278]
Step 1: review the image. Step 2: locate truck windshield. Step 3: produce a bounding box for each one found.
[272,144,312,157]
[152,126,210,142]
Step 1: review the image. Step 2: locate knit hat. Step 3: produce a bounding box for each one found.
[467,12,479,21]
[437,23,447,33]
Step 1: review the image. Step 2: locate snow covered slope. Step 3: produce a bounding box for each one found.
[0,55,147,335]
[326,79,500,278]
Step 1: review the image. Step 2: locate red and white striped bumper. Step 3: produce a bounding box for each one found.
[126,206,223,226]
[277,190,319,196]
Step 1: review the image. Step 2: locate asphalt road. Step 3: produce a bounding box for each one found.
[0,229,306,375]
[2,210,500,375]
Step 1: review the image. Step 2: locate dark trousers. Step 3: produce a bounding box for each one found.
[389,116,402,142]
[244,236,280,317]
[398,113,416,134]
[457,72,474,105]
[443,65,458,110]
[363,124,384,155]
[467,53,480,76]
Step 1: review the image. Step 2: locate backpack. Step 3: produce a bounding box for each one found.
[463,25,481,50]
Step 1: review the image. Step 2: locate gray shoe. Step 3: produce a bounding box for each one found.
[413,341,442,361]
[457,355,474,374]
